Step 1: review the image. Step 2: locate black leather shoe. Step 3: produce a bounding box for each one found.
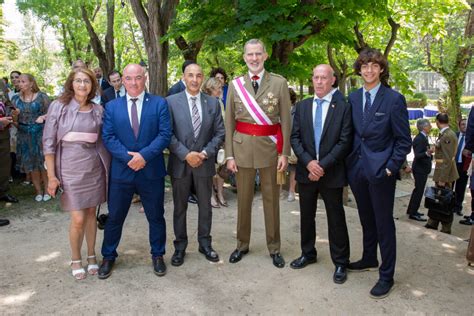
[425,224,437,230]
[270,253,285,268]
[415,212,425,216]
[98,259,115,279]
[333,266,347,284]
[347,259,378,272]
[199,246,219,262]
[0,194,18,203]
[229,249,249,263]
[153,256,166,276]
[290,255,317,269]
[409,214,427,222]
[171,250,185,266]
[455,210,464,216]
[460,218,474,225]
[0,219,10,226]
[370,279,394,299]
[188,194,198,204]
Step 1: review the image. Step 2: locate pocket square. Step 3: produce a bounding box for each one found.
[374,112,386,116]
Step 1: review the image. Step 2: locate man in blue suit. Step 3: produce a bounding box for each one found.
[99,64,172,279]
[345,49,411,299]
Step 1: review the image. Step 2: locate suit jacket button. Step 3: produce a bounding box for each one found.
[361,138,365,141]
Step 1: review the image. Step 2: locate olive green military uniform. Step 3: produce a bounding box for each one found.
[428,127,459,233]
[225,72,291,254]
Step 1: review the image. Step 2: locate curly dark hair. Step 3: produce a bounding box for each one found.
[209,67,228,83]
[59,68,99,105]
[353,48,390,87]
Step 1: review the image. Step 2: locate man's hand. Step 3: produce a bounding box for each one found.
[403,166,412,173]
[227,158,238,173]
[306,160,324,179]
[127,151,146,171]
[277,155,288,172]
[462,149,471,157]
[185,151,204,168]
[0,116,12,127]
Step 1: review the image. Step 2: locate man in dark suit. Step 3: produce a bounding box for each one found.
[406,118,432,221]
[166,63,225,266]
[99,64,172,279]
[94,67,111,92]
[167,60,195,97]
[289,64,352,284]
[101,70,126,106]
[453,118,471,216]
[345,49,411,299]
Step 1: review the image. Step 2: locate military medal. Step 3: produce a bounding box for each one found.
[267,105,274,113]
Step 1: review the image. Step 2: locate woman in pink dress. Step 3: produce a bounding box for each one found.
[43,68,110,280]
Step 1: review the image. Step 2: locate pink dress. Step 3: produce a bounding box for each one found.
[60,110,106,210]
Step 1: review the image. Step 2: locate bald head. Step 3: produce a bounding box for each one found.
[312,64,336,98]
[123,64,147,97]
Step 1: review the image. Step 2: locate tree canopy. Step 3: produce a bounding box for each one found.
[0,0,470,106]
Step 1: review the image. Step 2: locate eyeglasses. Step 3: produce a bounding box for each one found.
[73,78,92,85]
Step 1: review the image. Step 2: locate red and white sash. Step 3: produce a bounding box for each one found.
[232,76,277,144]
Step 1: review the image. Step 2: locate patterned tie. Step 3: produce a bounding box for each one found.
[456,133,465,163]
[251,75,259,94]
[363,91,371,124]
[191,96,201,138]
[314,99,324,155]
[130,98,139,138]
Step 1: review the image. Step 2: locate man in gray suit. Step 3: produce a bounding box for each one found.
[166,63,225,266]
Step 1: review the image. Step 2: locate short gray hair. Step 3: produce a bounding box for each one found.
[244,39,266,53]
[416,118,430,131]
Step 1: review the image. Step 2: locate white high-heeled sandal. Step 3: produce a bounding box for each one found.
[87,255,99,275]
[71,260,86,280]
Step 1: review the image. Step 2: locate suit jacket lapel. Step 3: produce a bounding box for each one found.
[305,98,316,152]
[353,89,363,132]
[137,93,151,139]
[242,74,255,98]
[198,93,210,139]
[256,72,270,99]
[321,95,337,140]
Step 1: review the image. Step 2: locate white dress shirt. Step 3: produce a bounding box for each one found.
[126,91,145,125]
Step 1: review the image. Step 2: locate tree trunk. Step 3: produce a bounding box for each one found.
[129,0,178,96]
[80,2,115,77]
[174,36,203,62]
[447,81,462,129]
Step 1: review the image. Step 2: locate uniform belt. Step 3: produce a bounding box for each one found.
[235,120,283,154]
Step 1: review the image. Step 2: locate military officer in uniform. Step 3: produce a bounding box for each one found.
[426,113,459,234]
[225,38,291,268]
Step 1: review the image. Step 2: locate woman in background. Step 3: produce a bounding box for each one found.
[202,77,228,208]
[11,73,50,201]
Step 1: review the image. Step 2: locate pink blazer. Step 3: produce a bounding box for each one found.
[42,98,110,193]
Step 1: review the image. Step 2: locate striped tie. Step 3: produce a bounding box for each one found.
[191,96,201,138]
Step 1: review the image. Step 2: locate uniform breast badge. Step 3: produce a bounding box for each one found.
[263,92,278,114]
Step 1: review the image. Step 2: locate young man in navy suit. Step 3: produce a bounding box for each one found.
[345,49,411,298]
[99,64,171,279]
